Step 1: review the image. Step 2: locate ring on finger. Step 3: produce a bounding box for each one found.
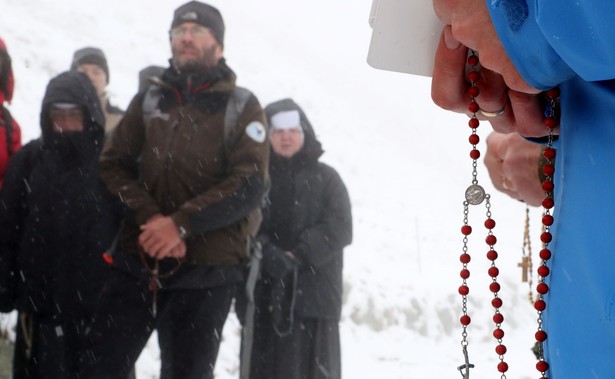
[480,102,507,118]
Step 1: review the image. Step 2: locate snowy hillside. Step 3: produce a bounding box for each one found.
[1,1,545,378]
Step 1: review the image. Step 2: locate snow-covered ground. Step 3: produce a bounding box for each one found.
[1,1,545,377]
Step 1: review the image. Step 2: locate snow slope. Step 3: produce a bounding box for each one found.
[1,1,545,378]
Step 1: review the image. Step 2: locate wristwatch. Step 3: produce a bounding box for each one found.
[178,225,188,240]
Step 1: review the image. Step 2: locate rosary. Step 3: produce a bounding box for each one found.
[456,51,558,379]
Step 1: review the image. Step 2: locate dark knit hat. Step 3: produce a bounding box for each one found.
[171,1,225,46]
[70,47,110,84]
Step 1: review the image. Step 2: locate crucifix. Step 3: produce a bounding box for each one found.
[518,255,531,283]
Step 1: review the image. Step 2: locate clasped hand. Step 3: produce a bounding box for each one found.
[139,214,186,260]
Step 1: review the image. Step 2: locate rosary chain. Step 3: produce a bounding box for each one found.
[457,51,509,378]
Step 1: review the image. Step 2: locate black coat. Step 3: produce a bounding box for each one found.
[258,98,353,320]
[0,71,122,317]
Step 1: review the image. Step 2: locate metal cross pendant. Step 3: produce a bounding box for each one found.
[457,346,475,378]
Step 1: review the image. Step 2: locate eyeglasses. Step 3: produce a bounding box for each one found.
[50,108,84,121]
[170,25,211,38]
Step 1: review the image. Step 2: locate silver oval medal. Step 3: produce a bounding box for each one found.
[465,184,486,205]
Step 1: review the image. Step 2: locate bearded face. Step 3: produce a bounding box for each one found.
[170,22,223,72]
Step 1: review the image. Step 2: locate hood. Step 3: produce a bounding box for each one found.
[0,37,14,104]
[40,71,105,156]
[264,98,324,165]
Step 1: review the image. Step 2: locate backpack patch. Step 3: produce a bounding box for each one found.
[245,121,266,143]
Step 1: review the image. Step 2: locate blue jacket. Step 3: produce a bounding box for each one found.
[488,1,615,377]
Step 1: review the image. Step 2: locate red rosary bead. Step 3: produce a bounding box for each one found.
[489,282,501,293]
[493,313,504,324]
[542,214,554,226]
[544,117,558,129]
[485,235,497,246]
[460,268,471,279]
[543,147,556,159]
[535,330,548,342]
[468,134,480,145]
[488,266,499,277]
[484,218,496,229]
[537,265,550,277]
[486,249,498,261]
[539,248,552,260]
[467,86,479,98]
[491,297,503,308]
[536,282,549,295]
[460,253,471,264]
[468,118,480,128]
[470,149,481,159]
[542,197,555,209]
[493,328,505,339]
[459,285,470,296]
[468,101,480,113]
[534,299,546,312]
[468,70,479,83]
[541,180,554,192]
[460,315,471,326]
[467,54,479,66]
[461,225,472,235]
[543,164,555,177]
[536,360,549,373]
[495,344,507,355]
[540,231,553,243]
[497,361,509,373]
[546,88,560,98]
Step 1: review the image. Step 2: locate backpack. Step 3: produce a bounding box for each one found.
[141,79,268,244]
[1,105,14,157]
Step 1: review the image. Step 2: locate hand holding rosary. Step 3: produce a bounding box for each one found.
[456,51,558,379]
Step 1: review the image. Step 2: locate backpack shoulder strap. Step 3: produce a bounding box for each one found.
[223,86,253,155]
[142,83,162,119]
[2,105,14,156]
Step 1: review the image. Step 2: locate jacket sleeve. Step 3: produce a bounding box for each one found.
[99,94,161,225]
[292,165,353,268]
[0,146,31,275]
[487,0,615,89]
[171,95,270,236]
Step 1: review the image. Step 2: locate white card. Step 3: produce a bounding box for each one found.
[367,0,443,77]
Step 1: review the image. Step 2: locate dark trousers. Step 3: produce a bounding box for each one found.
[245,315,341,379]
[12,312,87,379]
[81,269,235,379]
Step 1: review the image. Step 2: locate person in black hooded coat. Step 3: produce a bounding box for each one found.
[0,71,123,378]
[240,98,352,379]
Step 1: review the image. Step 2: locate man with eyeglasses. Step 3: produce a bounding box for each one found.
[0,70,123,378]
[84,2,269,378]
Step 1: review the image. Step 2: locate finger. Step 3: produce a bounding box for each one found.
[432,25,470,114]
[508,90,553,138]
[138,223,159,247]
[169,243,186,259]
[475,68,508,110]
[143,237,166,259]
[432,0,453,25]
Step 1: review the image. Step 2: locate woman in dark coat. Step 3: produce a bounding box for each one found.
[0,71,122,378]
[243,98,352,379]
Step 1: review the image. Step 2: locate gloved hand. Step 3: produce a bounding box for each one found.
[261,243,298,279]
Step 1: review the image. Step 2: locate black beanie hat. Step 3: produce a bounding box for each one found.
[70,47,110,84]
[171,1,225,46]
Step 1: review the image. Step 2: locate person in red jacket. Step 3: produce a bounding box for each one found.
[0,37,21,189]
